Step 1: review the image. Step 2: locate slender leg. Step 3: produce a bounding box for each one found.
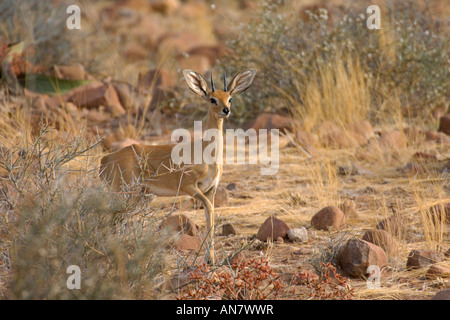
[188,186,216,264]
[203,187,217,263]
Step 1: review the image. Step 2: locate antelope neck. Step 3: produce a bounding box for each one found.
[206,108,224,133]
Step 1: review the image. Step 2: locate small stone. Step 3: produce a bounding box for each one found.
[431,289,450,300]
[214,185,229,207]
[159,214,198,236]
[426,264,450,278]
[173,234,201,251]
[406,249,444,269]
[337,238,388,278]
[377,130,407,150]
[226,183,236,191]
[287,227,308,243]
[311,206,345,231]
[438,114,450,135]
[376,213,407,237]
[293,248,312,255]
[339,200,359,219]
[228,252,244,266]
[428,203,450,225]
[256,216,290,242]
[222,223,236,236]
[362,229,399,254]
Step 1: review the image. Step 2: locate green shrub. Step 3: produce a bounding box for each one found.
[223,0,449,125]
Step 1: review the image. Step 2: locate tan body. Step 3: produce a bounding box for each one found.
[100,69,257,263]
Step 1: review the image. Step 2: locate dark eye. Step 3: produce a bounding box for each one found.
[228,98,232,104]
[210,98,217,105]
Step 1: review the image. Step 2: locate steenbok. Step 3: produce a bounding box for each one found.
[100,69,257,263]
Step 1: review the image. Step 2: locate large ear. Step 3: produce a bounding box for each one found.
[183,69,209,97]
[227,69,257,96]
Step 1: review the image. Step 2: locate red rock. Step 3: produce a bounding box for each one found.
[337,238,388,277]
[66,82,124,111]
[406,249,444,269]
[339,200,359,219]
[431,289,450,300]
[426,264,450,278]
[438,114,450,135]
[376,213,407,237]
[311,206,345,231]
[256,216,290,242]
[229,252,244,266]
[214,185,229,208]
[424,130,450,144]
[174,234,202,251]
[112,81,133,110]
[159,214,199,236]
[362,229,399,254]
[318,121,354,148]
[348,120,373,145]
[428,203,450,225]
[221,223,236,236]
[377,130,407,150]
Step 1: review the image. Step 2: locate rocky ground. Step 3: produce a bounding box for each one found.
[0,0,449,300]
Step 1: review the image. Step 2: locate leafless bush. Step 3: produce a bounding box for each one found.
[0,127,167,299]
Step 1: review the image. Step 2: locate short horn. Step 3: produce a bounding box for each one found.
[223,72,227,91]
[210,72,215,92]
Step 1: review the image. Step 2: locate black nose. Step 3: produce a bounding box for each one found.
[222,107,230,115]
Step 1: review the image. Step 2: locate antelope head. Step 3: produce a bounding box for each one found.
[183,69,257,120]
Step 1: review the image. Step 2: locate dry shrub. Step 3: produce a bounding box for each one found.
[0,127,167,299]
[294,262,355,300]
[308,231,350,275]
[177,258,283,300]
